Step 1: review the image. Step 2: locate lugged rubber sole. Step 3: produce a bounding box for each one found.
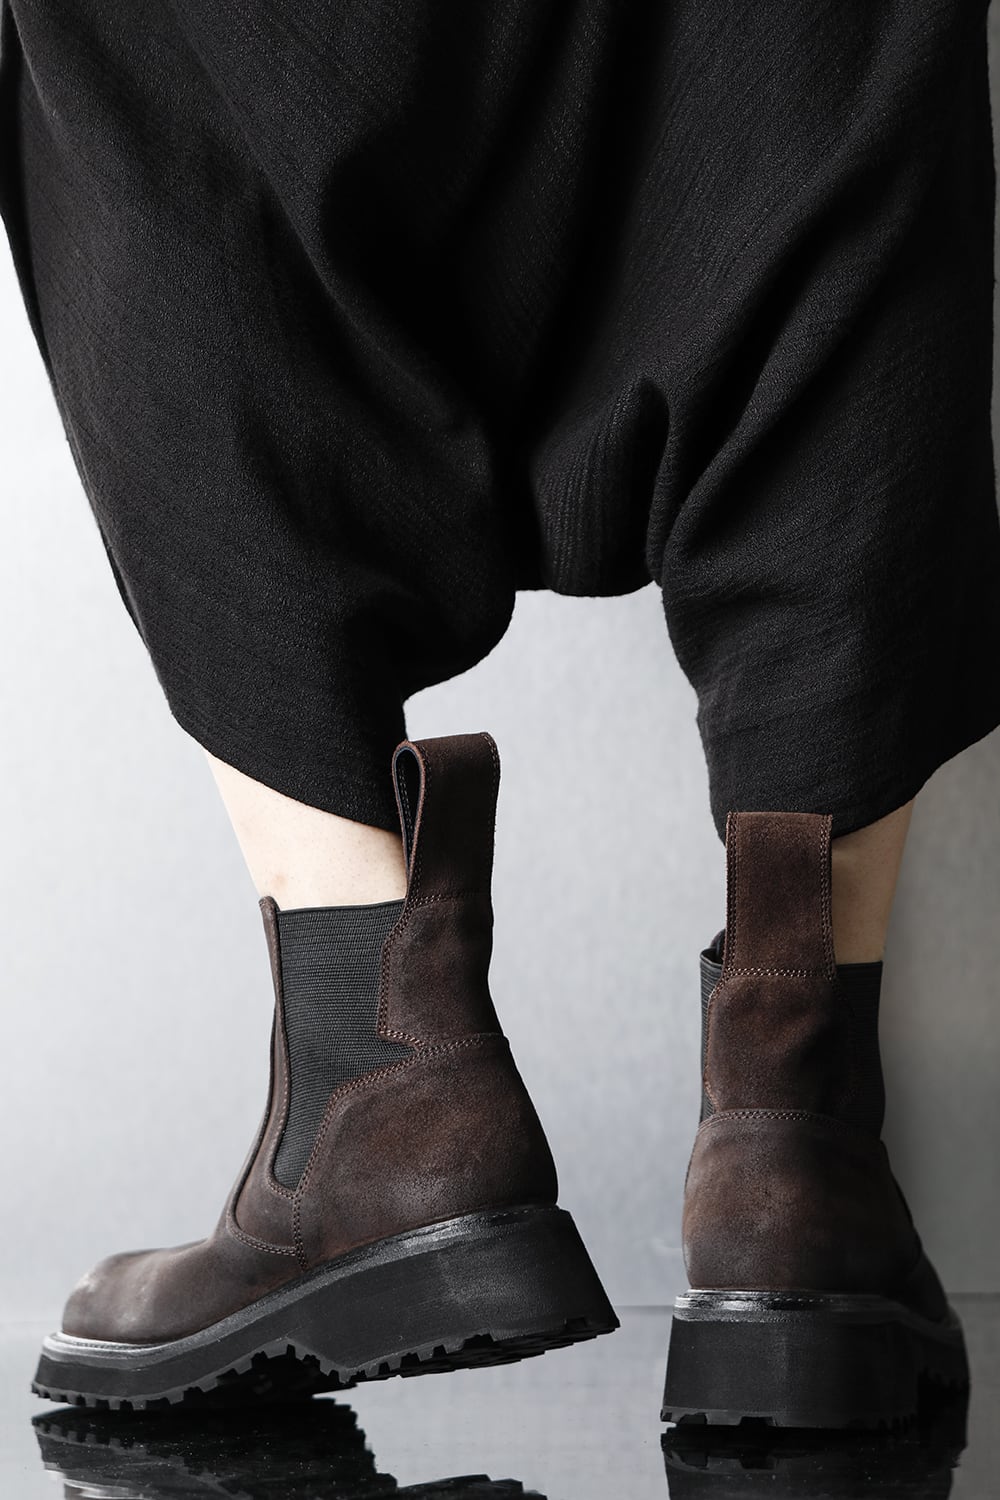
[661,1289,969,1430]
[33,1204,618,1410]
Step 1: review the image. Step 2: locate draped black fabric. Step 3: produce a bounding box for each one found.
[2,0,999,840]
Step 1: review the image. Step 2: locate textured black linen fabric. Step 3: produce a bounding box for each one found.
[2,0,1000,841]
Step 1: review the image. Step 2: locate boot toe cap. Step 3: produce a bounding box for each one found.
[61,1246,196,1343]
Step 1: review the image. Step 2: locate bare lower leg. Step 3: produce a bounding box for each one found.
[829,798,914,963]
[202,750,408,907]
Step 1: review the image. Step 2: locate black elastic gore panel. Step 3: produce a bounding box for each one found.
[273,898,410,1188]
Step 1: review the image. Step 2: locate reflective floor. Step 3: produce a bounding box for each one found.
[1,1301,997,1499]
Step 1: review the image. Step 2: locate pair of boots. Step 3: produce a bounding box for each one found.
[32,732,967,1428]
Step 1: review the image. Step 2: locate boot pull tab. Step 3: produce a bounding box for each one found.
[390,732,500,903]
[720,810,837,979]
[392,742,422,872]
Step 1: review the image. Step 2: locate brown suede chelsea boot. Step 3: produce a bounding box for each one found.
[662,810,968,1430]
[34,731,617,1409]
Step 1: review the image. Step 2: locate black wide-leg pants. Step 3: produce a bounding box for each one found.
[2,0,999,841]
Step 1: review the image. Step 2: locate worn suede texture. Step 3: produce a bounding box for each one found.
[684,1111,920,1291]
[683,809,948,1321]
[703,811,842,1117]
[295,1036,558,1266]
[62,732,558,1343]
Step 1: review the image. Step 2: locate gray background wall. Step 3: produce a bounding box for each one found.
[2,24,999,1323]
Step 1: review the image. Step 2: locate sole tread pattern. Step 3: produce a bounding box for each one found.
[32,1315,604,1411]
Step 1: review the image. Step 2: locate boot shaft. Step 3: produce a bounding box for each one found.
[381,733,504,1042]
[700,810,884,1134]
[236,731,557,1266]
[684,809,923,1299]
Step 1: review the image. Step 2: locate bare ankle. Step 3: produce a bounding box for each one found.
[202,749,408,906]
[829,799,915,963]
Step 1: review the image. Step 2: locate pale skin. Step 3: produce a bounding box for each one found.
[203,750,408,907]
[204,747,913,964]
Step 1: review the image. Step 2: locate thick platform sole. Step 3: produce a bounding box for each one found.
[33,1204,618,1410]
[661,1290,969,1430]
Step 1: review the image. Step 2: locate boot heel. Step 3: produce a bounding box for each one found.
[662,1290,968,1429]
[289,1203,619,1377]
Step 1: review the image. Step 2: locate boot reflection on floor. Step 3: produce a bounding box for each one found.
[32,1398,544,1499]
[662,1386,969,1499]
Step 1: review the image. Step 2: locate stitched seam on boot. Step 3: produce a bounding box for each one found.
[377,906,424,1045]
[722,816,837,978]
[410,889,490,901]
[704,813,742,1112]
[256,900,297,1203]
[264,1008,295,1204]
[397,747,415,864]
[226,1218,299,1258]
[818,814,837,977]
[377,891,493,1045]
[484,731,501,828]
[264,1174,295,1202]
[292,1033,506,1269]
[726,965,831,976]
[412,752,427,897]
[379,736,499,1045]
[699,1107,885,1146]
[726,811,739,968]
[373,745,427,1044]
[705,812,837,1112]
[703,976,841,1114]
[702,977,725,1113]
